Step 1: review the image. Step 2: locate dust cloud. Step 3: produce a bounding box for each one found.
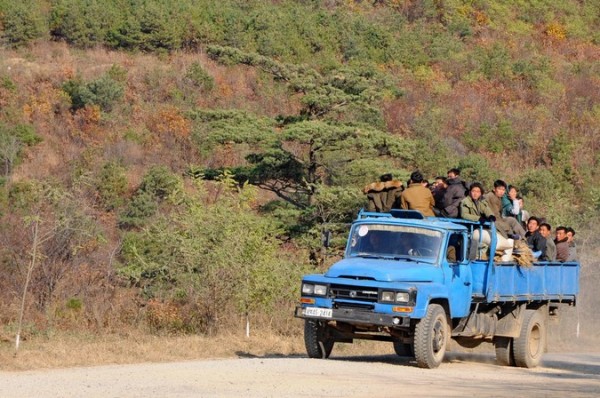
[548,236,600,353]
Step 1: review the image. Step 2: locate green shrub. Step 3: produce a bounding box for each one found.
[118,179,311,334]
[1,76,17,91]
[97,162,128,211]
[66,297,83,311]
[463,120,517,154]
[13,124,42,146]
[119,191,158,229]
[106,2,185,52]
[477,43,513,81]
[139,165,181,200]
[456,155,499,189]
[7,179,44,211]
[62,71,124,112]
[49,0,121,47]
[0,1,46,47]
[118,166,181,228]
[184,62,214,91]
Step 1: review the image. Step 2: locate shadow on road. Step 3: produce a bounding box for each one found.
[540,355,600,377]
[235,350,600,378]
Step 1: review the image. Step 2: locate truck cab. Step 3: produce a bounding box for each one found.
[295,210,579,369]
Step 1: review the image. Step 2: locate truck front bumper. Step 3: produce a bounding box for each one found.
[294,306,411,328]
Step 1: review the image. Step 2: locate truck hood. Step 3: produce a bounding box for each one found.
[324,257,438,283]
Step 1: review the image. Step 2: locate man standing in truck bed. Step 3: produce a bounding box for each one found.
[401,170,435,217]
[441,168,467,218]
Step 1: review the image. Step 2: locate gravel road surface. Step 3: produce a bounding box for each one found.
[2,352,599,397]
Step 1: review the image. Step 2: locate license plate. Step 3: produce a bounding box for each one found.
[304,307,332,318]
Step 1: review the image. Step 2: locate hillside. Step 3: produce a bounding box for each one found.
[0,1,599,345]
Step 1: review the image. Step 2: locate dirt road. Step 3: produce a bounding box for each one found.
[1,352,599,397]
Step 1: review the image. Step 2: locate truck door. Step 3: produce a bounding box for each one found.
[445,232,473,318]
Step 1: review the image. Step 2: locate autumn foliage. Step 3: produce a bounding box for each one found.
[0,1,599,342]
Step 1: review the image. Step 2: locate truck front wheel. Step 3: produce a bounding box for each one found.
[414,304,449,369]
[513,309,546,368]
[304,319,334,359]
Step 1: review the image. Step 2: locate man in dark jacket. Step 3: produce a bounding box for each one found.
[525,217,547,260]
[441,168,467,218]
[432,176,448,216]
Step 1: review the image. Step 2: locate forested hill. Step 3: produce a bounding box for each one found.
[1,1,599,336]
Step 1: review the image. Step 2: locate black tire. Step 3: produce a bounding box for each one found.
[513,309,546,368]
[393,341,414,357]
[304,319,334,359]
[414,304,449,369]
[494,336,515,366]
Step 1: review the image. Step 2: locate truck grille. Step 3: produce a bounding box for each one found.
[330,284,379,302]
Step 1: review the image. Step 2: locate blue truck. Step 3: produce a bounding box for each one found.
[294,210,580,368]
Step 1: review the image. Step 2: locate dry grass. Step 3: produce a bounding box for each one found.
[0,330,400,372]
[0,331,299,371]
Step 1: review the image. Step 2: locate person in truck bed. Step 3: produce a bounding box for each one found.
[554,226,570,262]
[484,179,526,240]
[400,170,435,217]
[566,227,577,261]
[525,216,547,260]
[538,223,556,261]
[363,173,404,212]
[460,182,515,258]
[441,168,468,218]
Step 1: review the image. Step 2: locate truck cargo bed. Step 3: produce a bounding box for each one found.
[471,260,579,302]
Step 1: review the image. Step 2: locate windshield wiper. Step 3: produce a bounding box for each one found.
[354,253,387,259]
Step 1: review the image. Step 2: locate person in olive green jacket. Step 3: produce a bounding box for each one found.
[460,182,495,222]
[460,182,515,256]
[400,170,435,217]
[363,173,404,212]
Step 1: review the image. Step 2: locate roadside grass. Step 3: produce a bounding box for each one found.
[0,331,299,371]
[0,330,396,372]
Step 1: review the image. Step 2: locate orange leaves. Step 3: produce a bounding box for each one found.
[545,22,567,42]
[473,10,489,27]
[23,84,66,122]
[147,106,191,141]
[71,104,103,142]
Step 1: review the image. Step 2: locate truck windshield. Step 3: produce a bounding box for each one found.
[347,223,443,262]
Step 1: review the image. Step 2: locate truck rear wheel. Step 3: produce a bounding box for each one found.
[414,304,449,369]
[513,309,546,368]
[494,336,515,366]
[304,319,334,359]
